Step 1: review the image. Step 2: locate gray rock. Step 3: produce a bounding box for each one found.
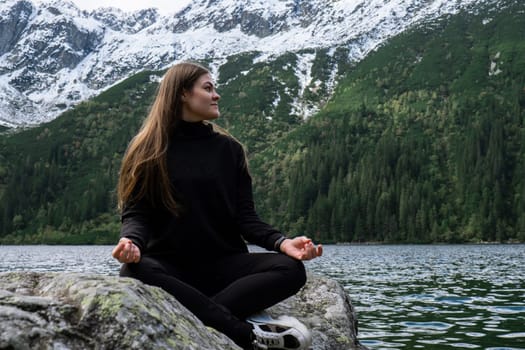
[0,0,32,56]
[268,273,367,350]
[0,271,367,350]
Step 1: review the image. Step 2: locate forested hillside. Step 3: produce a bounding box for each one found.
[252,1,525,243]
[0,0,523,244]
[0,71,162,243]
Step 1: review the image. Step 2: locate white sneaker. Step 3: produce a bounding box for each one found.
[247,311,312,350]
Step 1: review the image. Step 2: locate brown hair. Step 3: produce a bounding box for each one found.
[117,62,209,214]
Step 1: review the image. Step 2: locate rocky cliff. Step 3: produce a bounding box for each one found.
[0,271,367,349]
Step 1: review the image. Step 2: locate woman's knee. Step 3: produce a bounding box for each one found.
[119,256,166,283]
[276,255,307,291]
[292,258,307,289]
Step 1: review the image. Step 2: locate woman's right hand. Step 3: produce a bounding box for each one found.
[112,237,141,263]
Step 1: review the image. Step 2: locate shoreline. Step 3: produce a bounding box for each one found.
[0,241,523,246]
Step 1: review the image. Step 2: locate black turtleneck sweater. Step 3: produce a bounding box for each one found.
[120,120,285,265]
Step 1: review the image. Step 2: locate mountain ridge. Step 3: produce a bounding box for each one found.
[0,0,489,127]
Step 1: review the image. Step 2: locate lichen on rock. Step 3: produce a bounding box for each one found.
[0,271,367,349]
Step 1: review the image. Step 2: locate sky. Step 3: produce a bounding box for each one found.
[35,0,192,14]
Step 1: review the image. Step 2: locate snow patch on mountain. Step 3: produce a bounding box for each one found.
[292,52,316,119]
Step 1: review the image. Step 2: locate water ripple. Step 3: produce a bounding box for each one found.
[304,244,525,350]
[399,321,454,330]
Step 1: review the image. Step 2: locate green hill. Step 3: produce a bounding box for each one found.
[1,0,524,244]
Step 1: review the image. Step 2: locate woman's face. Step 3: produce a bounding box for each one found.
[181,73,220,122]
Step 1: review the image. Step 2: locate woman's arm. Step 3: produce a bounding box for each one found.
[235,145,322,260]
[112,198,152,263]
[235,146,285,251]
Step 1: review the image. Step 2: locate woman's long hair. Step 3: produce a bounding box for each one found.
[117,62,209,214]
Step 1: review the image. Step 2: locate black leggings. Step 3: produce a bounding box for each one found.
[120,252,306,347]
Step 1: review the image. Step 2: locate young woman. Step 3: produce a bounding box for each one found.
[111,62,322,349]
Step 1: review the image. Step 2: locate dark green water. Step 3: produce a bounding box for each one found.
[1,244,524,349]
[305,244,525,350]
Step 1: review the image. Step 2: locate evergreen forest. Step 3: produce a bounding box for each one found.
[1,0,524,244]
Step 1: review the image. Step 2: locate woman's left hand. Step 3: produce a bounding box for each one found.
[280,236,323,261]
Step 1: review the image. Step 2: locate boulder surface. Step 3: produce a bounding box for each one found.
[0,271,367,349]
[268,273,366,350]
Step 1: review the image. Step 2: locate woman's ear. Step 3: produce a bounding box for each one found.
[181,88,193,102]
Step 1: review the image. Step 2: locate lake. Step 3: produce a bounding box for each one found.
[1,244,524,349]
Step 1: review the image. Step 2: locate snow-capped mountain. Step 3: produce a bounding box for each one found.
[0,0,490,128]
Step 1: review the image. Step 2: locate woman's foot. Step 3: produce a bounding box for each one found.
[247,311,312,350]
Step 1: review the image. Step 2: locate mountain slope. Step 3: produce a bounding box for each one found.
[251,0,525,243]
[1,0,487,127]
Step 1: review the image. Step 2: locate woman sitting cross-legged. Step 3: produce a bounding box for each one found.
[111,62,322,350]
